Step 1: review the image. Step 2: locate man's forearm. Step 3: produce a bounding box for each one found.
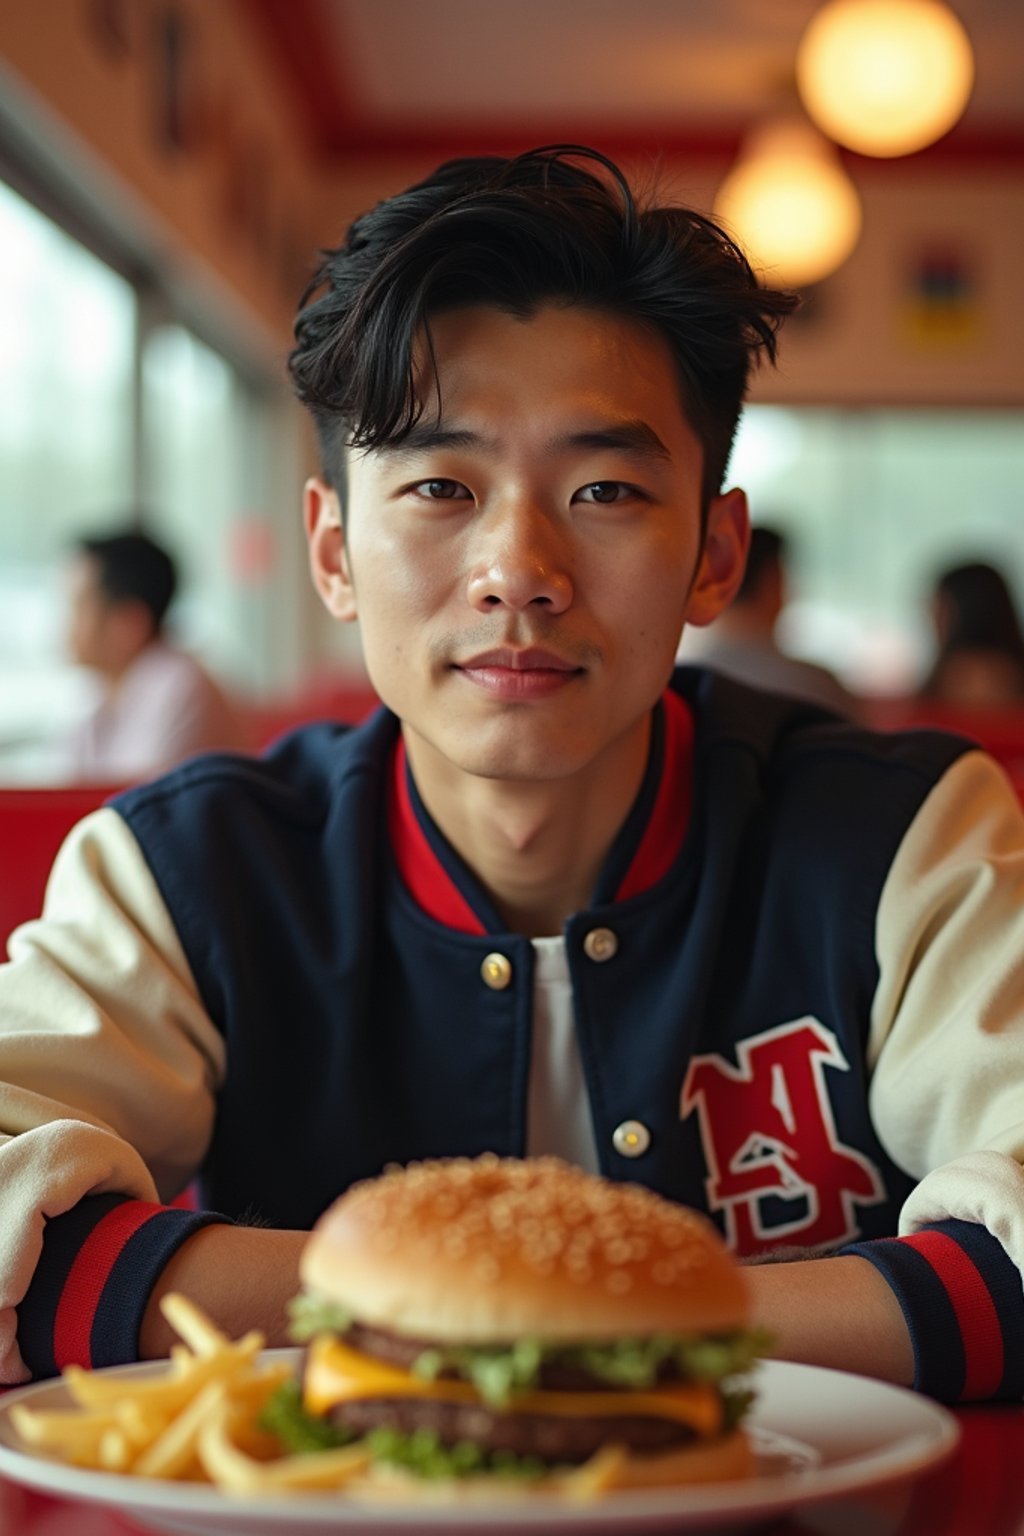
[139,1235,914,1388]
[744,1254,914,1386]
[139,1224,308,1359]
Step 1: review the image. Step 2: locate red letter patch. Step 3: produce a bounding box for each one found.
[681,1018,884,1254]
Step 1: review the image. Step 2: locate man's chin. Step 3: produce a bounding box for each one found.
[409,720,599,787]
[450,745,593,786]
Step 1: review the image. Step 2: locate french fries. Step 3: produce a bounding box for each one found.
[10,1293,629,1502]
[199,1399,372,1494]
[8,1293,367,1495]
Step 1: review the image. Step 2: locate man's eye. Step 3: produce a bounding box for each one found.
[413,479,469,500]
[578,481,630,504]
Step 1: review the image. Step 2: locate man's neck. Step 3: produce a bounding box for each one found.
[403,716,653,938]
[100,637,159,696]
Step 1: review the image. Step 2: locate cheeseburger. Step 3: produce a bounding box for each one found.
[272,1155,763,1493]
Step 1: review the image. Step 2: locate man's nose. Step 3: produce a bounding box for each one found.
[465,500,573,614]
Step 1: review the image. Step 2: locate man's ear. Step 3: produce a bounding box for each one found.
[685,487,751,628]
[304,477,357,622]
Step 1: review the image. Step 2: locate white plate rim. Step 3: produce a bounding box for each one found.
[0,1352,960,1534]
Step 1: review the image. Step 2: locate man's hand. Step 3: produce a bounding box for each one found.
[139,1224,308,1359]
[744,1254,914,1385]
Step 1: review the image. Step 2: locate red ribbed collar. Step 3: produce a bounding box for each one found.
[388,689,694,935]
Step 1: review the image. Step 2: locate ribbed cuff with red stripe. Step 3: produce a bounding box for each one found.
[16,1193,232,1380]
[842,1218,1024,1401]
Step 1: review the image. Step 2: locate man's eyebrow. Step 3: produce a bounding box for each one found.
[375,419,672,463]
[374,425,498,460]
[553,421,673,462]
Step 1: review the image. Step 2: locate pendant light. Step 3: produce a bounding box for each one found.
[713,117,863,286]
[796,0,974,158]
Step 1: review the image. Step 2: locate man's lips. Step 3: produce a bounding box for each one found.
[453,647,585,699]
[457,647,582,673]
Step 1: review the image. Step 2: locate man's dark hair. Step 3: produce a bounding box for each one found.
[78,531,178,633]
[933,560,1024,663]
[289,145,798,511]
[737,525,786,603]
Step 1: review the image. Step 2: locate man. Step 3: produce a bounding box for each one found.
[2,148,1024,1404]
[682,524,857,714]
[64,531,245,780]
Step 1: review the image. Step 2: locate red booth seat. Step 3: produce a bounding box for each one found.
[865,699,1024,805]
[1,784,122,952]
[1,685,380,950]
[242,682,379,752]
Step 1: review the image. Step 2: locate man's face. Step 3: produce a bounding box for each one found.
[307,303,748,789]
[66,554,114,671]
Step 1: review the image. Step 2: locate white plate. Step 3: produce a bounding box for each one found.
[0,1352,958,1536]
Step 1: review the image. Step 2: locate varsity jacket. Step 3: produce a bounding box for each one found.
[3,667,1024,1399]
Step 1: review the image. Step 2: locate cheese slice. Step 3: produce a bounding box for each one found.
[304,1336,723,1438]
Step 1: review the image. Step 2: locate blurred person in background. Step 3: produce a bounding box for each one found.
[683,525,857,715]
[922,560,1024,709]
[65,530,246,780]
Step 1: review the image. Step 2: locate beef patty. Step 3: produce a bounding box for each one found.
[330,1323,704,1464]
[329,1392,696,1463]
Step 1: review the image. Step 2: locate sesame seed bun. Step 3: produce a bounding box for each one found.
[301,1154,748,1343]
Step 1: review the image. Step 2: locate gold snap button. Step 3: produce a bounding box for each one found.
[612,1120,651,1158]
[481,952,513,990]
[583,927,618,963]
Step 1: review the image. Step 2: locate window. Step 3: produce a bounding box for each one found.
[0,180,137,776]
[728,406,1024,693]
[142,324,242,676]
[0,180,268,782]
[0,182,136,547]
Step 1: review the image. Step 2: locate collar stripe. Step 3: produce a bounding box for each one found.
[615,688,694,902]
[389,739,487,935]
[388,689,694,932]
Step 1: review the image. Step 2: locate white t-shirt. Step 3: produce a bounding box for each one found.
[525,935,600,1172]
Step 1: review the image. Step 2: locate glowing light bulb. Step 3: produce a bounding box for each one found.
[797,0,974,157]
[714,118,862,286]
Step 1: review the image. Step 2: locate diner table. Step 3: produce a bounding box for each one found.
[0,1398,1022,1536]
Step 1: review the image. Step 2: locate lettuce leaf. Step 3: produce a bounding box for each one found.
[412,1329,769,1408]
[286,1288,769,1413]
[286,1291,353,1341]
[259,1378,357,1453]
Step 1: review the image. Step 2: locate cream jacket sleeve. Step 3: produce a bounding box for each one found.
[868,749,1024,1266]
[0,808,225,1381]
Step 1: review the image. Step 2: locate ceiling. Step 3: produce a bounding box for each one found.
[245,0,1024,167]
